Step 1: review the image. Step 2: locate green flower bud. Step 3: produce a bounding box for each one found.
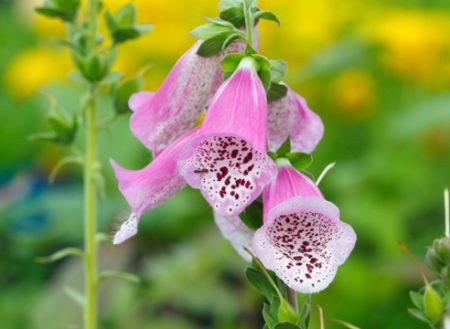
[434,237,450,263]
[426,248,446,274]
[423,284,445,323]
[113,76,143,114]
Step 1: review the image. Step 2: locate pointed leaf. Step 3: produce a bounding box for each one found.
[254,10,280,25]
[98,271,140,284]
[191,23,232,40]
[196,32,230,57]
[219,6,245,28]
[35,247,84,263]
[241,199,263,230]
[410,291,424,310]
[408,309,430,323]
[267,83,288,102]
[285,152,313,172]
[277,137,291,157]
[246,267,276,299]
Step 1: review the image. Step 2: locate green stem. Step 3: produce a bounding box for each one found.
[84,1,99,329]
[243,0,254,48]
[84,87,97,329]
[287,287,298,311]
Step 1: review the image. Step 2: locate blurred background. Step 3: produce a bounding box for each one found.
[1,0,450,328]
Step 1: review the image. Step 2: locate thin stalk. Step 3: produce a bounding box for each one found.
[84,0,99,329]
[243,0,254,48]
[84,88,97,329]
[444,187,449,238]
[287,287,298,311]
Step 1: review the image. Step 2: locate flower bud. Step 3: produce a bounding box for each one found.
[434,237,450,263]
[426,248,446,274]
[423,284,445,324]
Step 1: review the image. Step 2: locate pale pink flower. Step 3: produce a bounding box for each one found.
[268,88,324,154]
[180,57,276,217]
[253,162,356,293]
[110,128,200,244]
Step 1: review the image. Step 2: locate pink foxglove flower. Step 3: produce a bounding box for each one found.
[253,162,356,293]
[110,128,200,244]
[130,40,249,157]
[180,57,277,217]
[268,88,324,154]
[214,213,254,262]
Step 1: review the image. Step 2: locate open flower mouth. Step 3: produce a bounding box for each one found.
[254,202,356,293]
[181,135,275,216]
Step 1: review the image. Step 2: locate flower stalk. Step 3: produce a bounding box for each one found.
[84,1,99,328]
[243,0,254,49]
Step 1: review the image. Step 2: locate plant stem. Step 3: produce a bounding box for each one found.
[287,287,298,311]
[84,87,97,329]
[243,0,254,48]
[84,1,99,329]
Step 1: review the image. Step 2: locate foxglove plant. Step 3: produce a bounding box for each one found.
[111,0,357,327]
[33,1,151,329]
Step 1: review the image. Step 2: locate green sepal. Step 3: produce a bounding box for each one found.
[35,247,84,263]
[35,0,80,22]
[277,137,291,157]
[221,53,246,72]
[263,303,278,329]
[98,271,140,284]
[254,10,280,25]
[270,60,288,84]
[113,75,144,114]
[190,23,234,40]
[278,298,298,324]
[114,3,136,26]
[408,308,430,324]
[99,71,123,86]
[267,83,288,102]
[246,267,277,300]
[410,291,424,310]
[197,32,232,57]
[31,111,78,145]
[241,199,263,230]
[219,5,245,28]
[284,152,313,172]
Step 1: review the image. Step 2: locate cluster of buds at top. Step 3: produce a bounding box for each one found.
[109,1,357,328]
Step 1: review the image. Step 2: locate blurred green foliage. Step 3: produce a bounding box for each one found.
[1,0,450,328]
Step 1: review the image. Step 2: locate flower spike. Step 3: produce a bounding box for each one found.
[180,57,276,217]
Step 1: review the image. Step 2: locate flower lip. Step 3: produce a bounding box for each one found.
[253,196,356,294]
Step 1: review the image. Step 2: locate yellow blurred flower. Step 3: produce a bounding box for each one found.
[365,10,450,89]
[5,48,71,98]
[330,69,376,121]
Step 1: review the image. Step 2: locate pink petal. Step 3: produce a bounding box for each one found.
[263,165,323,222]
[179,58,276,217]
[268,88,324,154]
[110,128,200,244]
[253,196,356,294]
[128,91,155,112]
[214,213,254,262]
[130,38,249,157]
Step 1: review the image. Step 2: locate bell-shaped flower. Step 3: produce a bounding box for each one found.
[129,40,248,157]
[180,57,277,217]
[253,161,356,293]
[214,213,254,262]
[268,88,324,154]
[110,128,201,244]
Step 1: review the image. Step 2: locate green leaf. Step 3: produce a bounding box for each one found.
[114,3,135,27]
[99,71,123,85]
[219,0,243,11]
[221,33,243,52]
[35,247,84,263]
[258,68,272,91]
[277,137,291,157]
[35,0,80,22]
[274,323,301,329]
[48,155,84,183]
[254,10,280,25]
[219,5,245,28]
[278,298,298,324]
[98,271,140,284]
[202,17,236,29]
[64,286,85,306]
[285,152,313,172]
[241,199,263,230]
[252,54,271,70]
[410,291,424,310]
[408,309,430,323]
[196,32,230,57]
[267,83,288,102]
[246,267,277,299]
[190,23,233,40]
[221,53,246,72]
[263,303,278,329]
[270,60,288,83]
